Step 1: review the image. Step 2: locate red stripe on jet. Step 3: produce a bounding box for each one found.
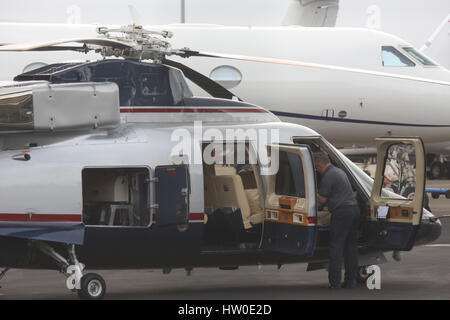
[0,213,82,223]
[120,107,268,113]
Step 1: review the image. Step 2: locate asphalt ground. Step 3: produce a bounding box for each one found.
[0,182,449,300]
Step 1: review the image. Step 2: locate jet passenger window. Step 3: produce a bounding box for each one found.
[382,46,415,67]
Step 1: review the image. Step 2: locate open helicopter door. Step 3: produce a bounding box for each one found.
[155,165,190,226]
[368,138,425,251]
[261,144,317,256]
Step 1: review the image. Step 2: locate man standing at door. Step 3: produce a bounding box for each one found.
[313,152,360,289]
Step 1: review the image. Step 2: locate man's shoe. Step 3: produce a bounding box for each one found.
[328,284,341,289]
[341,281,356,289]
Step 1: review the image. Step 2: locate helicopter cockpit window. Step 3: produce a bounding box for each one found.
[382,46,415,67]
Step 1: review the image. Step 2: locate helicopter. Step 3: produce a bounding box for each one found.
[0,24,442,299]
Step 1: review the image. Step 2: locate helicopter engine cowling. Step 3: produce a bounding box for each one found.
[0,81,120,132]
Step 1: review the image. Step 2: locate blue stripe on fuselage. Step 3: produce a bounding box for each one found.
[271,111,450,128]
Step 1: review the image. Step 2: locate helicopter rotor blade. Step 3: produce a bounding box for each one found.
[0,38,132,52]
[177,49,450,86]
[162,58,241,101]
[177,49,330,69]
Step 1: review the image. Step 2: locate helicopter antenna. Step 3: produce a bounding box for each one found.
[128,4,142,26]
[181,0,186,23]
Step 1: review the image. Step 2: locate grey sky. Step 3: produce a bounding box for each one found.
[0,0,448,66]
[0,0,288,25]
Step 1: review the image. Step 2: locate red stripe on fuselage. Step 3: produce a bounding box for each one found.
[189,212,205,221]
[150,213,205,223]
[0,213,82,223]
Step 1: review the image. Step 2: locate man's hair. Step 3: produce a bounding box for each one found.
[313,151,331,166]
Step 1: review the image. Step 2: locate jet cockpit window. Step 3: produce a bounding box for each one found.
[382,46,415,67]
[402,47,439,66]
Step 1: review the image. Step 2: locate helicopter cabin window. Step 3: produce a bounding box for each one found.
[82,167,150,227]
[381,143,417,200]
[382,46,415,67]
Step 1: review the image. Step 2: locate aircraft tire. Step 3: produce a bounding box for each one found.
[77,273,107,300]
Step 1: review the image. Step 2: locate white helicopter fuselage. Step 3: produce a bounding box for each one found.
[1,23,450,150]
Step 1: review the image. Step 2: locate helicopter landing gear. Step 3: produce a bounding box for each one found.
[77,273,106,300]
[0,268,10,288]
[32,241,106,299]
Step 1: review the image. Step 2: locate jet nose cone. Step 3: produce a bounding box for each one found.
[415,215,443,245]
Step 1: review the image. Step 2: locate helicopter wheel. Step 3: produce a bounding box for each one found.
[77,273,106,300]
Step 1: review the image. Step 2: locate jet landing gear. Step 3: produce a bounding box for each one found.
[33,241,106,300]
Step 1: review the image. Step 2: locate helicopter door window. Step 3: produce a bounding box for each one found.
[82,167,151,227]
[382,46,415,67]
[381,144,416,200]
[275,151,306,198]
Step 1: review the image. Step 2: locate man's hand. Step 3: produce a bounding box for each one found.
[317,194,327,205]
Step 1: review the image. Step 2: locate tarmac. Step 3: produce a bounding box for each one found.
[0,182,449,300]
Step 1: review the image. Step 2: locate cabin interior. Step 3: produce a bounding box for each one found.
[79,139,369,251]
[82,167,150,227]
[202,142,265,247]
[201,139,369,250]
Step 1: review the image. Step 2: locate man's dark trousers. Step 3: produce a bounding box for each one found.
[329,205,360,287]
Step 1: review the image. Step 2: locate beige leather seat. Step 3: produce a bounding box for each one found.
[212,175,252,229]
[246,189,264,225]
[239,170,263,225]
